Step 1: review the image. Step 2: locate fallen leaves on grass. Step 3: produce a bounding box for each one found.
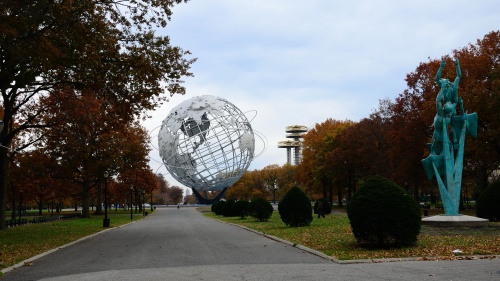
[206,212,500,261]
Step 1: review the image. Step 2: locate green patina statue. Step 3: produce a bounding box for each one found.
[422,58,478,215]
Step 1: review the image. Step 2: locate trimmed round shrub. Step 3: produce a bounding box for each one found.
[233,200,250,218]
[476,180,500,222]
[211,201,218,212]
[211,200,226,215]
[313,198,332,215]
[347,176,421,248]
[278,186,312,227]
[222,199,236,217]
[248,197,273,222]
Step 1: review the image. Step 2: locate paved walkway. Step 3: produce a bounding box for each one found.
[2,207,499,280]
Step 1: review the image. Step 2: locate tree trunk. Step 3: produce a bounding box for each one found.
[337,187,343,208]
[459,193,465,211]
[95,179,103,215]
[0,147,8,230]
[81,181,91,218]
[38,200,43,215]
[328,185,334,205]
[10,182,16,220]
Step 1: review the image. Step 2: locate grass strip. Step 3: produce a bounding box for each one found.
[204,211,500,261]
[1,211,146,271]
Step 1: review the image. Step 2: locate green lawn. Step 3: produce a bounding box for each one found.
[1,210,146,271]
[204,210,500,261]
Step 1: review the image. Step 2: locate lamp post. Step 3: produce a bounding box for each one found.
[150,191,153,212]
[273,180,277,204]
[103,172,110,227]
[130,186,133,220]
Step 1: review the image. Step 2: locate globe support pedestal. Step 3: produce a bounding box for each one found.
[192,187,228,205]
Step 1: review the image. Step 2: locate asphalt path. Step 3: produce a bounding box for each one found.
[2,207,499,281]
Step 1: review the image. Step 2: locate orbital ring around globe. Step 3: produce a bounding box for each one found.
[157,95,266,197]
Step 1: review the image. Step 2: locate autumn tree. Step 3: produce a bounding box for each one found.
[184,193,198,205]
[326,115,391,204]
[0,0,195,229]
[40,90,153,217]
[449,31,500,192]
[155,174,171,205]
[226,171,255,200]
[227,169,270,201]
[166,186,184,205]
[275,164,297,201]
[118,168,159,213]
[383,74,435,200]
[14,150,59,215]
[261,164,279,203]
[296,119,353,202]
[227,164,297,203]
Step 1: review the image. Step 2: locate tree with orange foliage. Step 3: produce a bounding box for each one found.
[227,169,270,201]
[14,150,57,215]
[226,171,254,200]
[296,119,354,204]
[117,168,159,213]
[166,186,184,205]
[261,164,280,203]
[154,174,171,205]
[327,115,391,204]
[275,164,297,202]
[40,90,152,217]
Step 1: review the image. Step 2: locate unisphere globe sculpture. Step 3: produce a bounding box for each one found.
[158,95,255,203]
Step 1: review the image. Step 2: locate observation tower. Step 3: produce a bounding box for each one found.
[277,125,307,165]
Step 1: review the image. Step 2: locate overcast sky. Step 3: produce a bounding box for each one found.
[142,0,500,192]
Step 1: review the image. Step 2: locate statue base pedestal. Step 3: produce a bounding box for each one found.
[422,215,489,227]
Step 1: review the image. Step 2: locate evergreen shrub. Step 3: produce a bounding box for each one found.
[476,180,500,221]
[233,200,250,219]
[248,197,273,222]
[211,200,226,215]
[278,186,313,227]
[222,199,236,217]
[347,176,421,248]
